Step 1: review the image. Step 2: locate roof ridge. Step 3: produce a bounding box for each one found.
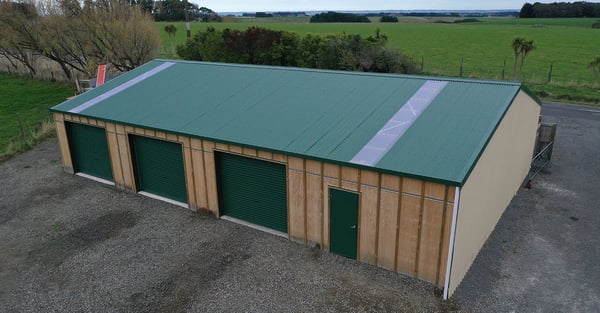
[153,58,523,87]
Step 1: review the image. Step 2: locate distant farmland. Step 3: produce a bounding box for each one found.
[157,17,600,104]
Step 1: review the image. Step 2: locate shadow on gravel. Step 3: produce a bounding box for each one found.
[28,210,138,267]
[124,242,251,312]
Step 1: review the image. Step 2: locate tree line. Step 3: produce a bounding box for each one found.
[0,0,160,80]
[520,1,600,18]
[309,12,371,23]
[176,27,418,74]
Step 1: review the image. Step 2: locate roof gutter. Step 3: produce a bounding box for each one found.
[443,186,461,300]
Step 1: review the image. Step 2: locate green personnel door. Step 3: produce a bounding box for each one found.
[65,122,113,181]
[129,135,187,203]
[329,188,359,259]
[216,152,288,234]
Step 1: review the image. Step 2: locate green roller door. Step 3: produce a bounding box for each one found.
[216,152,288,233]
[329,188,359,259]
[66,122,113,181]
[130,135,187,203]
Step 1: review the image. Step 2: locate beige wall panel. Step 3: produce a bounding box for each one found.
[322,177,340,249]
[55,120,74,173]
[257,150,273,160]
[396,194,421,275]
[203,148,219,214]
[105,122,116,133]
[323,163,340,179]
[215,142,228,151]
[115,124,134,190]
[190,138,203,150]
[272,153,287,163]
[340,180,359,191]
[166,133,178,142]
[381,174,400,191]
[106,130,124,187]
[181,137,197,210]
[242,147,257,156]
[341,166,359,182]
[288,156,304,171]
[424,182,446,201]
[448,91,541,296]
[229,145,242,154]
[358,184,378,264]
[288,171,306,240]
[144,129,155,137]
[437,202,454,285]
[155,131,166,139]
[202,140,216,150]
[305,173,323,245]
[417,199,444,284]
[191,143,208,211]
[305,160,322,175]
[377,189,399,270]
[53,113,64,122]
[402,178,422,195]
[360,170,379,187]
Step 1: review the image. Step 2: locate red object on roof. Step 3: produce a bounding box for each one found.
[96,64,106,87]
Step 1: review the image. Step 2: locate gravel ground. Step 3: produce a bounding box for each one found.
[455,103,600,312]
[0,139,456,313]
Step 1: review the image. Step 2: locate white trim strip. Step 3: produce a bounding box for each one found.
[138,191,188,209]
[68,62,176,113]
[75,172,115,186]
[350,80,448,166]
[443,186,461,300]
[220,215,288,239]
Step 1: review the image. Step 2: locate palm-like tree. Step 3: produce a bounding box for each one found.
[512,37,536,81]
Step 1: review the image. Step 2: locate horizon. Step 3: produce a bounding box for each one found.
[192,1,587,13]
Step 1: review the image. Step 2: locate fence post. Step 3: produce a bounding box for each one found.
[460,57,464,77]
[547,63,553,83]
[502,60,506,80]
[421,56,424,72]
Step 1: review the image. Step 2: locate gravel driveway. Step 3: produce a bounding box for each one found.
[454,103,600,312]
[1,102,597,312]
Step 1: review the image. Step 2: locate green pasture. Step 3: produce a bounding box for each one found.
[157,18,600,104]
[0,75,74,158]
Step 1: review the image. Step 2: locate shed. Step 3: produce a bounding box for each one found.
[51,59,541,298]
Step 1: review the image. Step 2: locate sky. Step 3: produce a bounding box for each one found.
[196,1,567,12]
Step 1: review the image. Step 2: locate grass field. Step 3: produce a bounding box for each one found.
[156,17,600,104]
[0,75,74,159]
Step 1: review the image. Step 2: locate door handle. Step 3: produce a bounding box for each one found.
[351,225,356,229]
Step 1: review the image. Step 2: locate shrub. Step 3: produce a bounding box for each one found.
[380,16,399,23]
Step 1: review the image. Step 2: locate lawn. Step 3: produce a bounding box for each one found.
[156,17,600,104]
[0,75,74,159]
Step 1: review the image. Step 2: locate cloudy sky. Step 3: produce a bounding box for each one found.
[196,1,569,12]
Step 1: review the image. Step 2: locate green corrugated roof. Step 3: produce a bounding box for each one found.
[51,59,540,186]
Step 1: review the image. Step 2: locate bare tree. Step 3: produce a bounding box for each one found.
[0,0,160,80]
[0,2,41,77]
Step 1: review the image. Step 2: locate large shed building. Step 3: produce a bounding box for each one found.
[51,59,541,298]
